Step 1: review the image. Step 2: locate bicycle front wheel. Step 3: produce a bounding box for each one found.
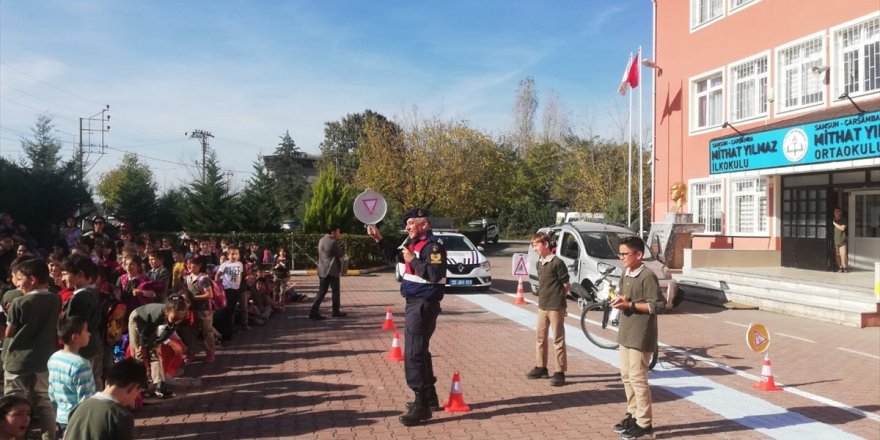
[580,301,620,349]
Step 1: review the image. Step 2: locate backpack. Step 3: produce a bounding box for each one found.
[191,274,227,310]
[100,295,128,346]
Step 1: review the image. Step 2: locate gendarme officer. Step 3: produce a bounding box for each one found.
[367,207,446,426]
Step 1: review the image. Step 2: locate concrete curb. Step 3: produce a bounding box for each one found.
[289,264,394,277]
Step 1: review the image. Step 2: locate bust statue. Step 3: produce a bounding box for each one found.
[670,181,687,213]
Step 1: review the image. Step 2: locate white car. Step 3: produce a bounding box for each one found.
[526,221,672,297]
[395,232,492,290]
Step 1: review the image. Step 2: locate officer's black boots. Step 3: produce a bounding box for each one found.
[405,385,440,410]
[399,390,433,426]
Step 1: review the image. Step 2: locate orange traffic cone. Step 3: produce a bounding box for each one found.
[385,332,404,362]
[381,307,397,330]
[753,354,782,391]
[443,371,471,412]
[514,277,526,305]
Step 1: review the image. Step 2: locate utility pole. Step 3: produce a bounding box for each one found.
[186,130,214,181]
[78,105,110,183]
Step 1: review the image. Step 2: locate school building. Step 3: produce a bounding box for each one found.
[650,0,880,272]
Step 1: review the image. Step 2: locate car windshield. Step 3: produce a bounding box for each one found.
[579,232,655,261]
[439,235,476,252]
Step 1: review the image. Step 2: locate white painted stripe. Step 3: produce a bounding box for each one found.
[725,320,749,328]
[691,313,711,319]
[461,293,875,437]
[837,347,880,360]
[777,332,815,343]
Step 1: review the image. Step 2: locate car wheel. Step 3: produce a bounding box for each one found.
[491,236,499,244]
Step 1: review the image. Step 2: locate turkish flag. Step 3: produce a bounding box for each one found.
[618,53,640,95]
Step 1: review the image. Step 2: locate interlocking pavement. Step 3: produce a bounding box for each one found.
[135,259,880,439]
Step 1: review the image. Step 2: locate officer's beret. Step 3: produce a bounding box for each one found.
[403,207,429,221]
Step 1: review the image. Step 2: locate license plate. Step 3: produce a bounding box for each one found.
[449,279,472,286]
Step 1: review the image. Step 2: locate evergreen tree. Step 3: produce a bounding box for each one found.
[150,189,185,232]
[179,149,238,232]
[96,153,158,227]
[21,114,63,172]
[237,157,282,232]
[302,165,355,233]
[266,131,308,221]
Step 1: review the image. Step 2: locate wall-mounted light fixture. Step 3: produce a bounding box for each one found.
[642,59,662,76]
[811,65,830,74]
[722,121,744,136]
[838,90,865,113]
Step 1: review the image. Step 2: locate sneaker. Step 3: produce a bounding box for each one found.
[308,315,327,321]
[205,354,216,363]
[154,383,175,399]
[526,366,549,379]
[613,413,634,433]
[549,372,565,387]
[620,423,654,439]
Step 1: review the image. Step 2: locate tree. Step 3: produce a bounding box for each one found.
[179,149,238,232]
[356,117,514,224]
[265,131,308,221]
[302,165,355,233]
[236,157,282,232]
[319,110,399,184]
[510,76,538,155]
[541,90,571,145]
[20,114,63,173]
[149,189,185,232]
[96,153,158,226]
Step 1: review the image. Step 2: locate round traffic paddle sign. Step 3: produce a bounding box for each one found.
[353,189,387,225]
[746,322,770,353]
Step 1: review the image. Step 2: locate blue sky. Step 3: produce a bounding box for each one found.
[0,1,652,191]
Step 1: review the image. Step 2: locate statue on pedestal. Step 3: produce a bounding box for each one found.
[670,181,687,213]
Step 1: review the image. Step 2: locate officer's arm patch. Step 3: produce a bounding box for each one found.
[429,253,442,264]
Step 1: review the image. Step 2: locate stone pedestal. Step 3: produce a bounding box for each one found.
[648,215,705,269]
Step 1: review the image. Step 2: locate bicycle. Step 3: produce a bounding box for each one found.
[576,267,659,370]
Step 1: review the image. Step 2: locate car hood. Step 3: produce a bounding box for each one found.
[446,250,486,265]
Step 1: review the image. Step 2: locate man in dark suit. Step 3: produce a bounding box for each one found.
[309,225,345,320]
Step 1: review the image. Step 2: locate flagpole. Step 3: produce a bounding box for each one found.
[638,46,644,237]
[627,53,633,228]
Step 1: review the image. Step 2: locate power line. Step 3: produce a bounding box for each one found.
[0,62,107,107]
[0,96,79,123]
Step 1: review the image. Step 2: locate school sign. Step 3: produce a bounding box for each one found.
[709,110,880,174]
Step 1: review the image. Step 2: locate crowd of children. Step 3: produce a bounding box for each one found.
[0,215,310,439]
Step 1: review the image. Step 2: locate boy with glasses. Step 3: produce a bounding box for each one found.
[610,236,666,439]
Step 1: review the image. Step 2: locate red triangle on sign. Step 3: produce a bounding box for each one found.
[513,257,528,276]
[363,198,378,215]
[754,331,767,348]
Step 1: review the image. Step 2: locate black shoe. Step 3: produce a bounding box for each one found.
[406,386,441,411]
[308,315,326,321]
[613,413,634,433]
[842,267,849,273]
[526,366,549,379]
[331,312,347,318]
[399,391,432,426]
[549,372,565,387]
[621,423,654,439]
[154,383,175,399]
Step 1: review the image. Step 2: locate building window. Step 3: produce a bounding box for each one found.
[691,0,723,29]
[729,0,757,12]
[778,35,825,112]
[834,16,880,98]
[730,56,768,122]
[692,72,724,131]
[691,179,723,233]
[729,177,768,235]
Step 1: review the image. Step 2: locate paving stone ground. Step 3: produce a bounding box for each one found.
[135,245,880,439]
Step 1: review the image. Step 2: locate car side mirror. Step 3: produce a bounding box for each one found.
[476,246,484,252]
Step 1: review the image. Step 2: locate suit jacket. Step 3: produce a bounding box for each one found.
[317,234,344,278]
